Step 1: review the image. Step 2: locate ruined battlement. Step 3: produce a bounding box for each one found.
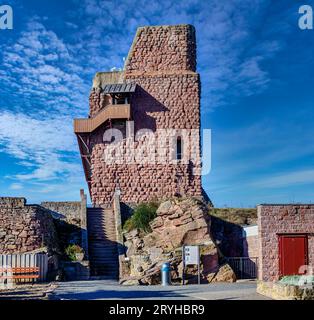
[0,197,26,208]
[125,24,197,74]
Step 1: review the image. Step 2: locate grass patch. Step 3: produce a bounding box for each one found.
[123,202,159,233]
[209,207,257,225]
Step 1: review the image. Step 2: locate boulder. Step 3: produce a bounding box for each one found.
[207,264,237,283]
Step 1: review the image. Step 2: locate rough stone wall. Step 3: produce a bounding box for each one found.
[41,201,81,228]
[41,194,89,259]
[89,24,202,206]
[0,198,59,255]
[257,281,314,300]
[125,25,196,74]
[89,71,124,117]
[258,204,314,281]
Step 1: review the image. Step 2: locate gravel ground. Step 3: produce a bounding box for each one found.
[0,283,57,300]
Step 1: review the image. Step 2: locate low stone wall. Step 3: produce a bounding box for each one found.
[0,197,59,255]
[41,190,89,260]
[257,281,314,300]
[41,201,81,227]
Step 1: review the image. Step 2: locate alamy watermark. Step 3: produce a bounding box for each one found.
[0,5,13,30]
[299,5,313,30]
[94,122,212,176]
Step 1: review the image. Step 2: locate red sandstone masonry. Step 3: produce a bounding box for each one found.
[125,25,196,74]
[89,25,203,206]
[258,204,314,281]
[0,197,59,254]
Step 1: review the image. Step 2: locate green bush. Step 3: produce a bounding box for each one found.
[65,244,84,261]
[123,202,159,233]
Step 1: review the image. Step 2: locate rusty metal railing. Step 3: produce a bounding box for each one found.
[227,257,258,279]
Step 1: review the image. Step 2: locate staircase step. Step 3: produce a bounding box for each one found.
[91,267,118,272]
[87,206,119,277]
[89,239,117,242]
[91,258,118,260]
[88,230,116,234]
[89,252,118,256]
[89,250,118,255]
[91,264,118,268]
[91,260,118,263]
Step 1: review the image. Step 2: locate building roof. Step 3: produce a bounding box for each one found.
[102,83,137,94]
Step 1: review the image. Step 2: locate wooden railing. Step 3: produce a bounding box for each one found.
[74,104,131,133]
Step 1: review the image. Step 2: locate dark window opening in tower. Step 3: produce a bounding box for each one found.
[112,93,130,105]
[177,136,182,160]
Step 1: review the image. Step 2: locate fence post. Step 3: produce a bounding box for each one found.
[240,257,243,279]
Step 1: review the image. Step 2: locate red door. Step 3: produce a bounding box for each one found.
[279,234,308,277]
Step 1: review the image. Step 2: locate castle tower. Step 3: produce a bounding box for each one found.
[74,25,204,207]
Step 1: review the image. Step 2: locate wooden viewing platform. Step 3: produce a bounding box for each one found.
[74,103,131,133]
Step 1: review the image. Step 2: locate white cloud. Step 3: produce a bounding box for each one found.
[0,20,90,118]
[250,169,314,188]
[9,183,23,190]
[0,111,80,181]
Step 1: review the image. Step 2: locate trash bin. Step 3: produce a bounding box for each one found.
[161,262,171,286]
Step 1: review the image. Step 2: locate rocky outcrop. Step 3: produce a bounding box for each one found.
[120,198,236,285]
[146,198,212,251]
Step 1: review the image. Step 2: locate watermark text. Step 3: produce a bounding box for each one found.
[299,5,313,30]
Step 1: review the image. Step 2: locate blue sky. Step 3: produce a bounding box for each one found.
[0,0,313,207]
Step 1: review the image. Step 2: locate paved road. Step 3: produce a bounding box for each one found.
[50,280,270,300]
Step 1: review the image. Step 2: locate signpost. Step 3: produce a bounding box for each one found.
[182,245,200,285]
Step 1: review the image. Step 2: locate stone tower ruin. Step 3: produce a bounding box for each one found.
[74,24,205,207]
